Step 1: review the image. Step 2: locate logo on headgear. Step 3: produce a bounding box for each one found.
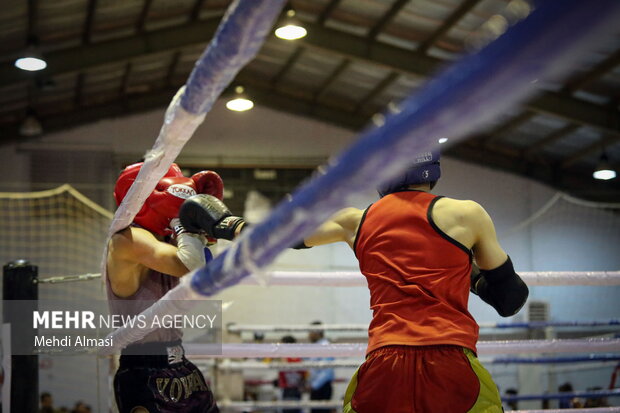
[416,152,433,163]
[423,170,429,179]
[167,184,197,199]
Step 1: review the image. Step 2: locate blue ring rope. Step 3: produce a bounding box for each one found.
[180,0,286,114]
[492,320,620,329]
[189,0,620,296]
[502,388,620,402]
[489,354,620,364]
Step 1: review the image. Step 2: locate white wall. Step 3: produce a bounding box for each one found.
[2,101,619,409]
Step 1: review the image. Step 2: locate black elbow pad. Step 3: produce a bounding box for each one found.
[291,240,312,250]
[471,257,529,317]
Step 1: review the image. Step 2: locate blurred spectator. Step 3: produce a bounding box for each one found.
[307,321,334,413]
[277,335,306,413]
[558,382,582,409]
[253,332,265,343]
[39,392,54,413]
[584,387,610,407]
[504,388,518,411]
[70,401,89,413]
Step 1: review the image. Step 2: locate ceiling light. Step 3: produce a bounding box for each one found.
[226,86,254,112]
[275,9,307,40]
[15,43,47,72]
[19,108,43,137]
[593,151,616,181]
[438,138,448,144]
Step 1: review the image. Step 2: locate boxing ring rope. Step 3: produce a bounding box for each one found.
[217,401,620,413]
[34,270,620,285]
[182,338,620,358]
[235,270,620,287]
[226,320,620,332]
[202,355,620,371]
[103,0,620,353]
[36,273,101,284]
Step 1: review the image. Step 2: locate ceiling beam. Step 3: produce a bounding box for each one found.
[528,92,620,135]
[165,51,182,86]
[296,22,620,135]
[271,46,305,85]
[313,58,350,102]
[563,49,620,93]
[190,0,209,22]
[480,111,535,147]
[0,80,366,146]
[82,0,98,44]
[74,73,85,107]
[367,0,409,41]
[136,0,154,33]
[417,0,480,54]
[317,0,343,26]
[2,77,618,200]
[0,18,223,86]
[354,71,399,114]
[448,142,620,201]
[119,62,132,95]
[1,17,618,136]
[522,123,581,158]
[27,0,38,43]
[561,135,620,169]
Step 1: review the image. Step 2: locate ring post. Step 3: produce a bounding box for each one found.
[3,260,38,413]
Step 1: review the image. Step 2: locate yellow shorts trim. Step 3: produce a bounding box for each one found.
[463,348,503,413]
[343,367,359,413]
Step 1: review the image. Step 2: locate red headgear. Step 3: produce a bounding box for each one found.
[114,162,224,236]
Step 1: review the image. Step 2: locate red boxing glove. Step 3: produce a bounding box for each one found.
[191,171,224,200]
[114,163,226,237]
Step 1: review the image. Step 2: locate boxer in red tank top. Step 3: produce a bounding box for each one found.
[295,150,529,413]
[173,150,530,412]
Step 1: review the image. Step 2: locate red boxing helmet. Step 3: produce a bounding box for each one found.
[114,162,224,236]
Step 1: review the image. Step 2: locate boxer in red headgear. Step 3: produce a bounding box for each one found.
[107,162,222,413]
[113,162,223,236]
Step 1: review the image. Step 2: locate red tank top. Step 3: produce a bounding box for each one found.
[354,191,478,354]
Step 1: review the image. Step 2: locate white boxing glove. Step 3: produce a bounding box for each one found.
[171,218,207,271]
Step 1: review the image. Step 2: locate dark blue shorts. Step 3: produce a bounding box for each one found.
[114,342,218,413]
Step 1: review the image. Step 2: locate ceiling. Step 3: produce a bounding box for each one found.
[1,0,619,200]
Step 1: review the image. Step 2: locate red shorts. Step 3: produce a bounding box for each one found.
[343,345,502,413]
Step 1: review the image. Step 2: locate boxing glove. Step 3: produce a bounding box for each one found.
[191,170,224,200]
[179,194,245,240]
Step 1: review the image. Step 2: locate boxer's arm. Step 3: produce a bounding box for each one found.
[467,202,507,270]
[110,227,191,277]
[302,208,364,249]
[467,202,529,317]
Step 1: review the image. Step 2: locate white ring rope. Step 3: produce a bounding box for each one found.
[184,338,620,358]
[41,270,620,286]
[217,401,620,412]
[226,321,620,333]
[37,273,101,284]
[228,323,369,332]
[236,270,620,287]
[214,359,362,370]
[197,358,620,371]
